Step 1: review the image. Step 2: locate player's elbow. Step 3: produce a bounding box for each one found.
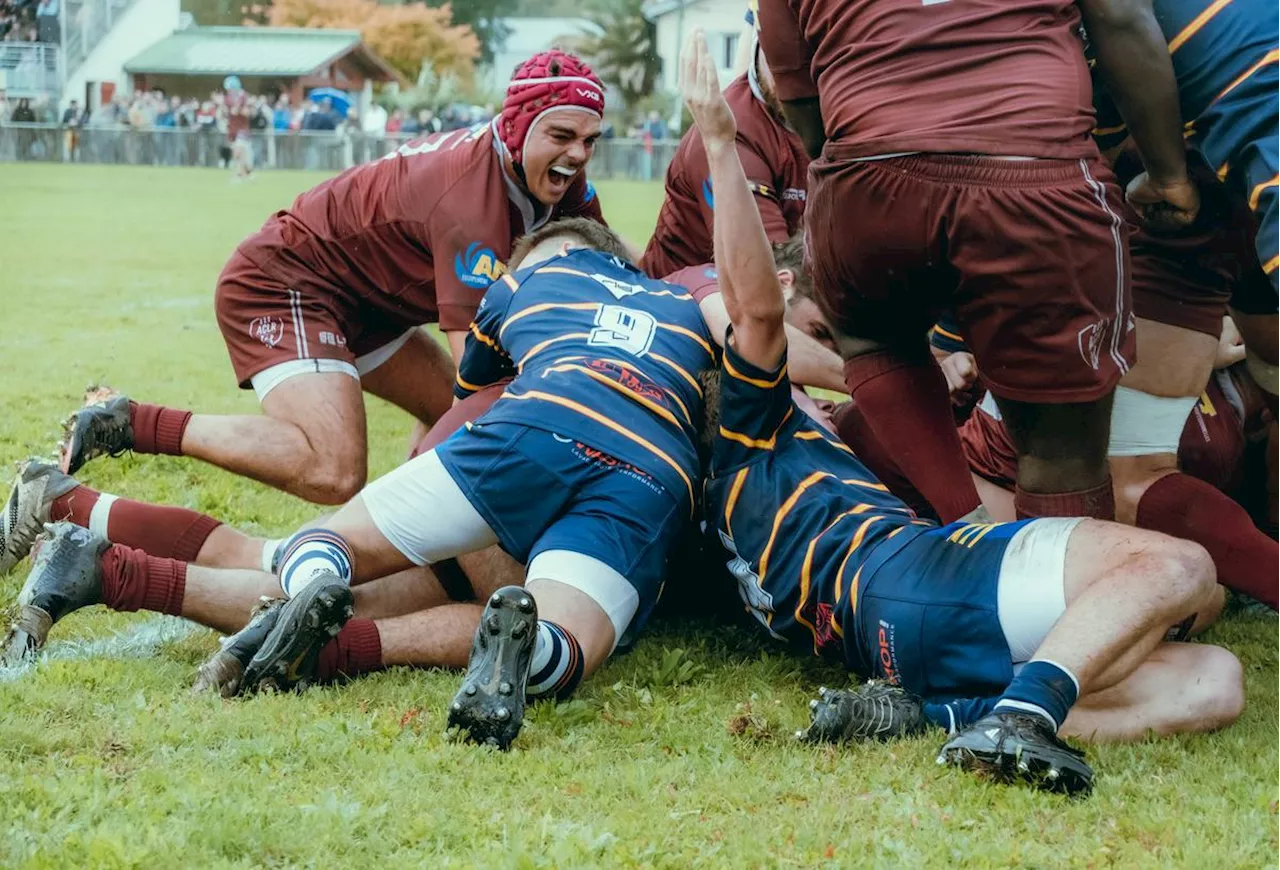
[732,300,787,335]
[1079,0,1151,32]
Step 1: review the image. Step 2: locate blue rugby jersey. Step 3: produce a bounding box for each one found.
[1092,0,1277,171]
[701,336,934,663]
[454,248,715,512]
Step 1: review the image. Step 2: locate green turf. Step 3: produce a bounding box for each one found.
[0,163,1275,868]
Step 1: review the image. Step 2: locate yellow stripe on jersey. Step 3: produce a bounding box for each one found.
[931,323,965,343]
[758,471,834,583]
[469,322,501,350]
[965,523,998,547]
[503,390,694,507]
[949,522,1001,547]
[501,273,520,292]
[658,322,714,357]
[1250,174,1278,211]
[794,429,856,454]
[1168,0,1234,53]
[724,351,787,389]
[533,265,694,300]
[1214,49,1279,103]
[542,363,685,430]
[517,332,592,368]
[723,467,749,537]
[841,477,890,492]
[455,372,491,393]
[647,352,704,397]
[1092,123,1128,136]
[534,266,592,279]
[1218,161,1232,181]
[719,406,794,450]
[549,353,695,424]
[500,302,601,338]
[1265,254,1279,275]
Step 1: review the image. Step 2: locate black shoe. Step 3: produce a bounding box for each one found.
[60,395,133,475]
[238,576,353,694]
[1,460,79,574]
[447,586,538,750]
[796,681,930,743]
[191,597,286,697]
[2,522,107,665]
[937,711,1094,796]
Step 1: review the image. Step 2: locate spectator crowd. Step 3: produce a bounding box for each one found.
[2,0,58,43]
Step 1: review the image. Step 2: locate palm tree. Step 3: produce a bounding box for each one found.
[578,0,661,112]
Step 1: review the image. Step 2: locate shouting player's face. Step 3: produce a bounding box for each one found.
[523,110,601,205]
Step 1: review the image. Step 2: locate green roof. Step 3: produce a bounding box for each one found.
[124,27,396,79]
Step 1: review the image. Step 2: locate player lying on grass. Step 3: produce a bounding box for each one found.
[8,215,716,751]
[46,51,608,510]
[681,32,1242,796]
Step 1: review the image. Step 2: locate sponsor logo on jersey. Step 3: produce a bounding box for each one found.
[782,187,806,201]
[455,242,507,289]
[877,619,900,685]
[813,602,835,649]
[591,273,646,299]
[583,180,597,204]
[587,358,668,405]
[703,267,718,280]
[249,316,284,348]
[702,178,714,208]
[1076,320,1107,371]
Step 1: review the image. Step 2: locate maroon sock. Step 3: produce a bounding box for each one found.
[129,402,192,455]
[50,487,220,562]
[1137,473,1278,610]
[49,485,101,526]
[316,619,383,681]
[843,351,980,522]
[99,544,186,615]
[1015,478,1115,520]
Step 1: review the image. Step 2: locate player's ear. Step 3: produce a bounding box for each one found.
[777,268,796,297]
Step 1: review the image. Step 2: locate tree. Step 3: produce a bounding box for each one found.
[264,0,480,82]
[576,0,660,112]
[422,0,516,67]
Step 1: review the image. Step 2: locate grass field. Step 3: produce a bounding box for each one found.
[0,163,1275,868]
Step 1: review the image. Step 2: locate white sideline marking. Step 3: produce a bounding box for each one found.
[0,616,205,683]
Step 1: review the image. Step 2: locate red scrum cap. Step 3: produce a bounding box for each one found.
[500,50,605,165]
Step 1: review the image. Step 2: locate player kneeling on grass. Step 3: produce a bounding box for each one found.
[7,215,714,751]
[680,31,1243,796]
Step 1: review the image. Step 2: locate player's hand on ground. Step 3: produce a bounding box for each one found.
[1126,171,1201,232]
[1214,315,1246,370]
[681,30,736,154]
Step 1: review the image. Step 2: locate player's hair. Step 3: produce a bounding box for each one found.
[773,233,817,307]
[508,217,631,271]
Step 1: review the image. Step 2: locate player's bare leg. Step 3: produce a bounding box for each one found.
[994,392,1117,520]
[940,521,1225,794]
[1062,643,1243,741]
[1109,318,1278,608]
[359,329,456,433]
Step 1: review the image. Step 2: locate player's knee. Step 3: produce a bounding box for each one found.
[300,459,367,505]
[1189,646,1245,731]
[1154,538,1217,609]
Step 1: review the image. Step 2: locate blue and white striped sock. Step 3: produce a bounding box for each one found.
[276,528,354,598]
[526,621,584,702]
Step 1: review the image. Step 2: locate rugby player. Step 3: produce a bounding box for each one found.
[10,215,715,752]
[684,34,1240,794]
[53,51,608,506]
[757,0,1198,524]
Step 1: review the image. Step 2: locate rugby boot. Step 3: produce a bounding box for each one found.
[1,461,78,574]
[238,575,353,694]
[447,586,538,750]
[60,394,133,474]
[191,597,286,697]
[937,710,1094,796]
[2,522,108,665]
[796,681,929,744]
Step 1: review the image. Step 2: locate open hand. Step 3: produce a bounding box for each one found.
[681,30,736,153]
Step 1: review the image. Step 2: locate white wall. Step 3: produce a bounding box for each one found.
[62,0,180,109]
[651,0,749,94]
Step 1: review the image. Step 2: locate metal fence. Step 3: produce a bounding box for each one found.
[0,43,62,99]
[0,123,682,180]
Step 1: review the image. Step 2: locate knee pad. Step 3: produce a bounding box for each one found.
[1108,387,1199,457]
[276,528,354,598]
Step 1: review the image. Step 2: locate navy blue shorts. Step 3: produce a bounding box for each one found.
[847,519,1034,700]
[436,421,684,637]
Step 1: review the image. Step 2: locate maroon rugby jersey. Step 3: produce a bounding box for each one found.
[641,73,809,277]
[756,0,1098,159]
[237,124,604,332]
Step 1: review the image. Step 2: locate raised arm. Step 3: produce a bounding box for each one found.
[682,31,787,373]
